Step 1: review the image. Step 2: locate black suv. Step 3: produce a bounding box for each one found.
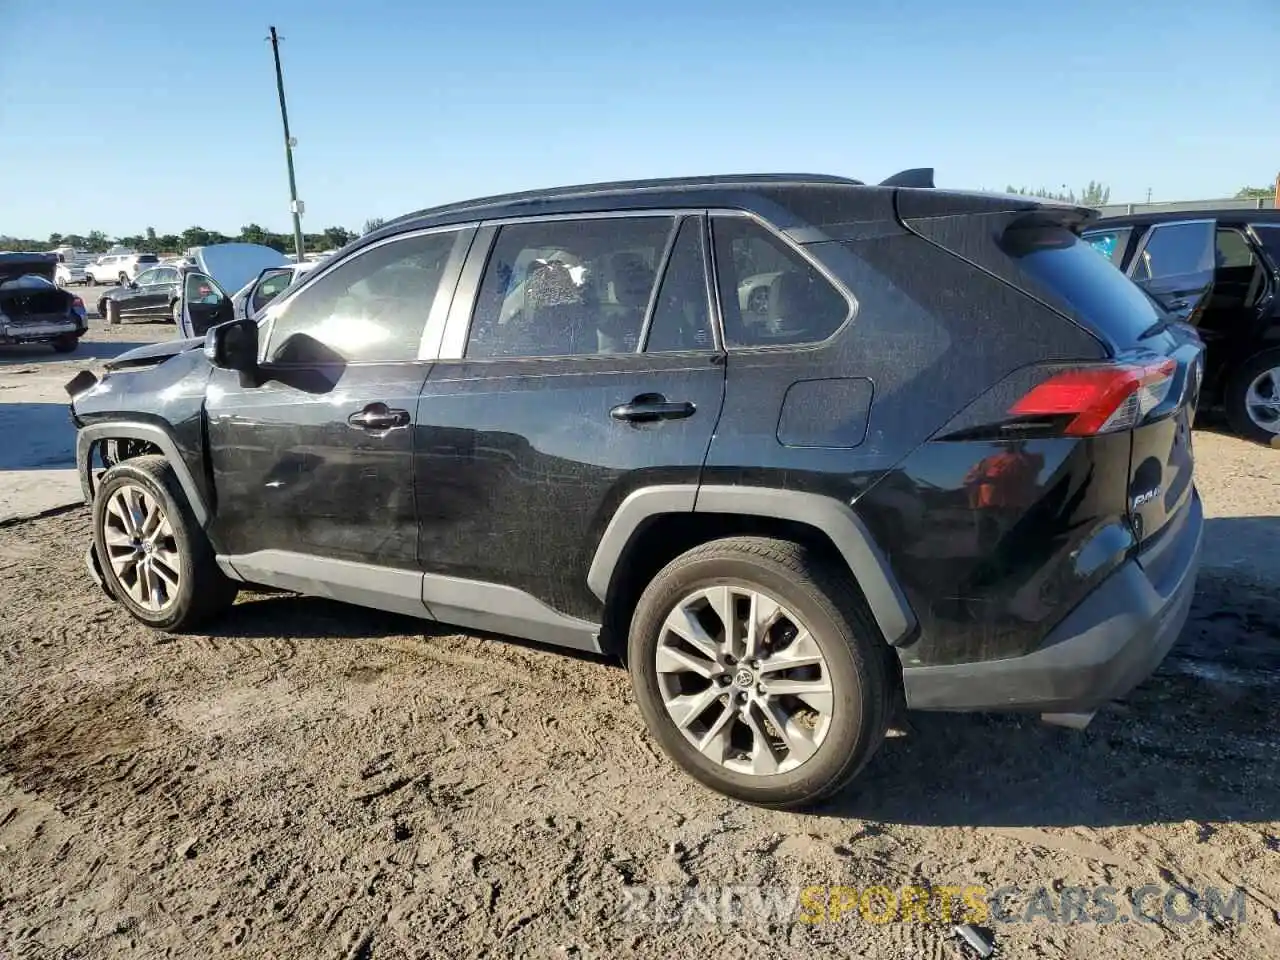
[1083,210,1280,443]
[66,173,1205,807]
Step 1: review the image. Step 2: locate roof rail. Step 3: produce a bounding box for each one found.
[880,168,934,188]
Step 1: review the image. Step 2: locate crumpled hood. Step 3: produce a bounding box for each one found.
[105,336,204,371]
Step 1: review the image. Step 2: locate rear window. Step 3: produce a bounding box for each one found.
[136,254,159,263]
[1002,225,1162,346]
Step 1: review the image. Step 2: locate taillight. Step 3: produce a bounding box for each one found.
[1010,358,1176,435]
[72,296,85,309]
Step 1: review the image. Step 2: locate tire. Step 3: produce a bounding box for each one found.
[627,536,892,809]
[1225,347,1280,445]
[51,334,78,353]
[117,272,129,285]
[105,300,121,326]
[84,273,96,285]
[92,455,238,631]
[169,299,181,325]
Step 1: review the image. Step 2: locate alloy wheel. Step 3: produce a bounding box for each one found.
[101,483,181,612]
[1245,365,1280,434]
[655,584,833,776]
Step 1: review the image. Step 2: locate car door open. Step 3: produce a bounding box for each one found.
[1128,219,1217,325]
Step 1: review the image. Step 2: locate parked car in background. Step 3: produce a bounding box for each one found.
[1084,210,1280,443]
[55,258,88,287]
[98,264,184,325]
[0,253,88,352]
[68,172,1204,808]
[97,242,288,330]
[84,253,159,285]
[230,260,320,321]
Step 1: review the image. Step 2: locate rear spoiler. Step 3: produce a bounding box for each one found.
[880,168,935,188]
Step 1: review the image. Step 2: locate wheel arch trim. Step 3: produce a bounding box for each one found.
[587,483,917,646]
[76,422,209,525]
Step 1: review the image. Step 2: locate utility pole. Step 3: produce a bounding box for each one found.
[1146,187,1153,204]
[268,26,305,261]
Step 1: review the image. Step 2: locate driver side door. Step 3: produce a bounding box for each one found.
[203,226,472,602]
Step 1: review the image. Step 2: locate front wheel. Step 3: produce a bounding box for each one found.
[117,272,129,285]
[169,299,181,325]
[1225,348,1280,444]
[92,455,238,631]
[627,536,892,809]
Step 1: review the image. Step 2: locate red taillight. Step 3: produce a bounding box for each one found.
[72,296,85,309]
[1010,358,1176,435]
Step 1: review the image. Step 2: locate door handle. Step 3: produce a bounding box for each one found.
[348,403,410,431]
[610,393,696,423]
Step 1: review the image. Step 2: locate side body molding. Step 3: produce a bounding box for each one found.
[587,484,917,646]
[75,421,210,525]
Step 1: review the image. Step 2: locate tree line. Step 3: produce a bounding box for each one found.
[1004,181,1111,206]
[0,223,374,256]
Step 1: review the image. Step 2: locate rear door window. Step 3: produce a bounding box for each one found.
[643,219,714,352]
[1129,221,1215,283]
[465,216,675,358]
[710,217,851,347]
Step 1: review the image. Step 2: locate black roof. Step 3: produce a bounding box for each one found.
[375,173,867,235]
[1096,208,1280,228]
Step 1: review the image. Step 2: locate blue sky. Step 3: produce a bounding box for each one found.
[1,0,1276,238]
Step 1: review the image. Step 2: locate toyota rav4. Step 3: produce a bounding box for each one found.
[65,172,1205,807]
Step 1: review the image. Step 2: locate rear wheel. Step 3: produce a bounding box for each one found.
[169,299,181,325]
[627,536,891,809]
[117,271,129,285]
[1225,348,1280,444]
[105,300,121,325]
[92,455,238,631]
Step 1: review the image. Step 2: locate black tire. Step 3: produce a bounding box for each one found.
[1225,347,1280,445]
[51,334,78,353]
[169,299,181,325]
[105,300,121,326]
[627,536,892,809]
[117,272,129,285]
[92,455,238,631]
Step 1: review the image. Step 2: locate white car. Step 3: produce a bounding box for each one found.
[83,253,160,285]
[54,258,88,287]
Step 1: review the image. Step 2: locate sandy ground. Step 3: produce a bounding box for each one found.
[1,318,1278,959]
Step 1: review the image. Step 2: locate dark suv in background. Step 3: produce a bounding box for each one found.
[1084,210,1280,443]
[66,173,1204,807]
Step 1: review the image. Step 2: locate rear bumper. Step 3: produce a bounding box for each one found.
[902,489,1203,714]
[0,318,81,343]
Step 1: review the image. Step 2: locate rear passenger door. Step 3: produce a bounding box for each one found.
[1127,219,1217,325]
[415,213,725,622]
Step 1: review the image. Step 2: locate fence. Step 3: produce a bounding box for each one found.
[1097,197,1275,217]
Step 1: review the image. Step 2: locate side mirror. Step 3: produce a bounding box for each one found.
[203,318,258,373]
[128,280,138,290]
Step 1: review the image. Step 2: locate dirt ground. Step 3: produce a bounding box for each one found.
[1,318,1279,959]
